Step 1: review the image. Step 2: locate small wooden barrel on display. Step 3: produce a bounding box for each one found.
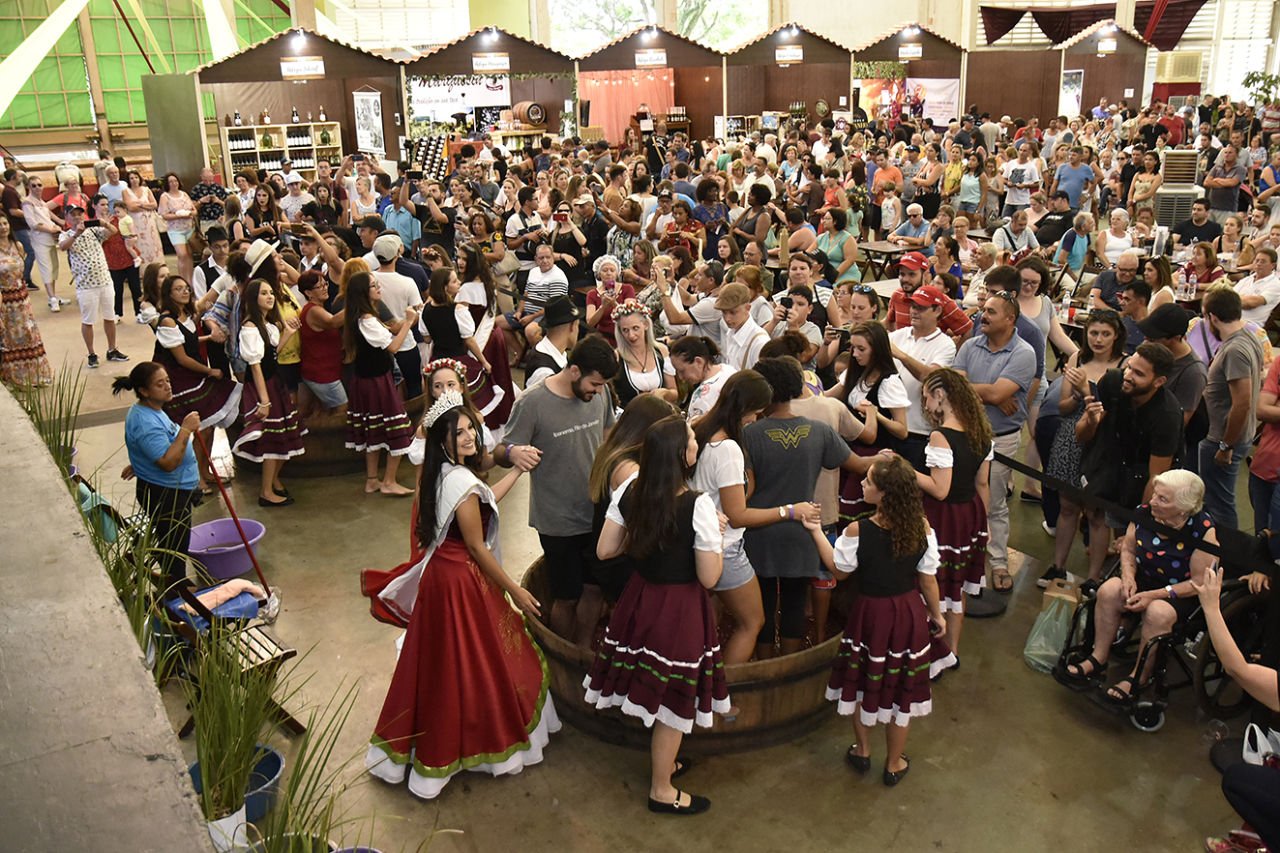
[512,101,545,126]
[522,558,853,755]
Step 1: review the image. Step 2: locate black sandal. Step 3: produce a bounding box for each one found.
[1065,654,1108,681]
[1102,675,1147,705]
[846,745,871,773]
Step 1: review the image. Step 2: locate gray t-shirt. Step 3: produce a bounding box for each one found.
[1206,163,1248,212]
[1166,349,1208,418]
[741,415,850,579]
[502,381,617,536]
[1204,328,1263,444]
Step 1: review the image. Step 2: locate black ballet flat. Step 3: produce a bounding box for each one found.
[845,745,871,773]
[648,790,711,815]
[273,486,291,498]
[258,495,295,508]
[883,755,911,787]
[671,756,693,780]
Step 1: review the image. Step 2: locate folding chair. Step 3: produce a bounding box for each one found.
[171,584,305,739]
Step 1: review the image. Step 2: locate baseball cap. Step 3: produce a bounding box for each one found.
[281,157,292,165]
[284,171,302,185]
[356,214,385,231]
[372,233,402,263]
[657,188,673,200]
[908,284,947,307]
[572,193,594,206]
[1138,303,1191,339]
[1000,115,1012,123]
[714,283,752,310]
[906,203,924,216]
[1051,189,1070,201]
[898,251,930,272]
[905,145,921,153]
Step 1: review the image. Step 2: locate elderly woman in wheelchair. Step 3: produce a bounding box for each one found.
[1063,470,1218,703]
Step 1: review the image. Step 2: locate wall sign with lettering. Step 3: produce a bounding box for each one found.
[898,43,923,60]
[280,56,325,80]
[775,45,803,64]
[472,52,511,72]
[635,48,668,68]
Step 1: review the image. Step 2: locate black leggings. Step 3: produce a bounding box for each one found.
[1222,763,1280,849]
[758,576,810,643]
[111,266,141,319]
[136,479,198,599]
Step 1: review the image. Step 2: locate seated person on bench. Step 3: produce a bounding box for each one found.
[1064,469,1218,702]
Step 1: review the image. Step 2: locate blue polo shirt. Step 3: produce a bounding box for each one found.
[953,331,1037,435]
[125,403,198,490]
[1054,163,1093,207]
[383,205,422,252]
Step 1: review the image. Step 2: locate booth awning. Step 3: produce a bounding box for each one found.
[725,22,852,66]
[576,25,723,71]
[191,27,403,84]
[403,27,575,77]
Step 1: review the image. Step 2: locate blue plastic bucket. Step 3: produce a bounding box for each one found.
[189,744,285,823]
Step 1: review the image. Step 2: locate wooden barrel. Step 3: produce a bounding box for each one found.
[227,393,427,478]
[512,101,545,126]
[523,558,849,754]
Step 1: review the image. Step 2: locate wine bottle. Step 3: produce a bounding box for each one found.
[233,109,243,127]
[262,109,271,124]
[291,106,300,124]
[318,105,327,121]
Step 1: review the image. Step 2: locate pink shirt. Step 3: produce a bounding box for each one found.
[1252,358,1280,482]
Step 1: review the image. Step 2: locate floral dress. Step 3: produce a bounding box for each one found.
[125,186,163,264]
[0,245,52,387]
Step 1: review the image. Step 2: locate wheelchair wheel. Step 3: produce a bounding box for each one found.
[1193,591,1267,719]
[1130,702,1166,733]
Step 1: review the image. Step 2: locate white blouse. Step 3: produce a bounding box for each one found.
[154,316,196,349]
[359,315,394,350]
[838,370,910,409]
[238,323,280,365]
[833,530,940,576]
[606,483,723,554]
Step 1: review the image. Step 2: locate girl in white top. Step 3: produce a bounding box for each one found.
[230,279,306,505]
[826,322,909,450]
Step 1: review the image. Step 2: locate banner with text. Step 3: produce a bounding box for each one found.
[409,76,511,123]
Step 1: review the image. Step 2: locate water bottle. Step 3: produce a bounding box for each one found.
[1060,290,1071,320]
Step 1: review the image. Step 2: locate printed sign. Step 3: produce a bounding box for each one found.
[898,42,923,60]
[635,48,668,68]
[775,45,803,64]
[280,56,325,80]
[472,52,510,73]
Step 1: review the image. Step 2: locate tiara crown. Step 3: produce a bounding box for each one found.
[424,389,466,430]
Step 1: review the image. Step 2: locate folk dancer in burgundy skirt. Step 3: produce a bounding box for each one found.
[809,456,951,787]
[363,392,556,800]
[231,279,306,506]
[152,274,242,493]
[455,243,515,433]
[342,271,416,496]
[585,417,729,815]
[916,368,992,663]
[831,323,911,521]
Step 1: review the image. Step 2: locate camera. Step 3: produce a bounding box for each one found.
[553,212,569,223]
[779,296,794,309]
[83,218,101,228]
[407,169,424,180]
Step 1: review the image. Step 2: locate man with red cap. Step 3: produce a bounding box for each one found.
[887,251,973,343]
[889,283,957,470]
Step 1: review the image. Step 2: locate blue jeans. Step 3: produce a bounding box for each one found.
[1198,439,1250,531]
[1001,203,1028,219]
[957,201,979,214]
[1247,473,1280,559]
[13,227,34,284]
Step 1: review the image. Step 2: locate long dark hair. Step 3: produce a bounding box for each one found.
[457,243,496,314]
[921,367,992,457]
[427,267,456,306]
[342,272,378,362]
[588,395,678,502]
[111,361,165,399]
[624,416,694,560]
[841,321,896,401]
[158,275,193,320]
[869,456,927,558]
[239,278,282,331]
[1079,308,1126,365]
[415,406,484,547]
[693,369,772,451]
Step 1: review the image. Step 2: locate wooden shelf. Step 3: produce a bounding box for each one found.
[218,120,344,182]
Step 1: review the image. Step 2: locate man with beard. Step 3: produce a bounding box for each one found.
[953,291,1037,595]
[495,335,619,643]
[886,251,973,341]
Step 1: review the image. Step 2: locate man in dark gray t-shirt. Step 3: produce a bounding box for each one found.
[496,336,618,642]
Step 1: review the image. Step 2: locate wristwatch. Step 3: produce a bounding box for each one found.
[777,505,787,519]
[1165,584,1177,600]
[1218,441,1232,453]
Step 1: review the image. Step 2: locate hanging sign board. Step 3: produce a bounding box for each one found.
[635,48,668,68]
[775,45,804,64]
[280,56,325,80]
[472,52,511,73]
[898,42,923,60]
[1097,38,1118,54]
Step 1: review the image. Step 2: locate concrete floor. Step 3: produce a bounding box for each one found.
[18,269,1250,851]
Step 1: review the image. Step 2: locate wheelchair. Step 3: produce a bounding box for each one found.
[1052,527,1272,733]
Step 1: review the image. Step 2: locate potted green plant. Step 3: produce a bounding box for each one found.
[16,365,85,478]
[183,619,292,851]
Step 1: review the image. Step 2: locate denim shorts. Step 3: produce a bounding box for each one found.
[302,377,348,408]
[715,537,756,592]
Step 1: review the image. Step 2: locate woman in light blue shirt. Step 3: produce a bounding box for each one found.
[113,361,201,599]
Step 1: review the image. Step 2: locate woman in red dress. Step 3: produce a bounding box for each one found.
[586,416,729,815]
[363,392,555,800]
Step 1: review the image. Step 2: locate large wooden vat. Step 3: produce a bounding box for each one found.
[523,559,849,754]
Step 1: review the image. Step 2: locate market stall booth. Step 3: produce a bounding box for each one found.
[725,24,854,138]
[1057,21,1152,117]
[192,29,405,184]
[852,24,965,129]
[403,28,576,156]
[965,50,1062,126]
[576,26,724,143]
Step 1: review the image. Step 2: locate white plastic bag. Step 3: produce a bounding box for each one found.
[1242,723,1280,766]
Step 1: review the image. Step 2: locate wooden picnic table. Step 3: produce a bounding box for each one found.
[860,241,910,281]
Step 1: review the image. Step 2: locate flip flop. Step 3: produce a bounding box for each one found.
[992,568,1014,593]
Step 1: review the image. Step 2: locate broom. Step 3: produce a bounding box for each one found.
[191,429,272,596]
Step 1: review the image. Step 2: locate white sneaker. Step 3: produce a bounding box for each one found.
[135,315,148,324]
[48,297,60,313]
[1042,520,1056,536]
[57,297,70,305]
